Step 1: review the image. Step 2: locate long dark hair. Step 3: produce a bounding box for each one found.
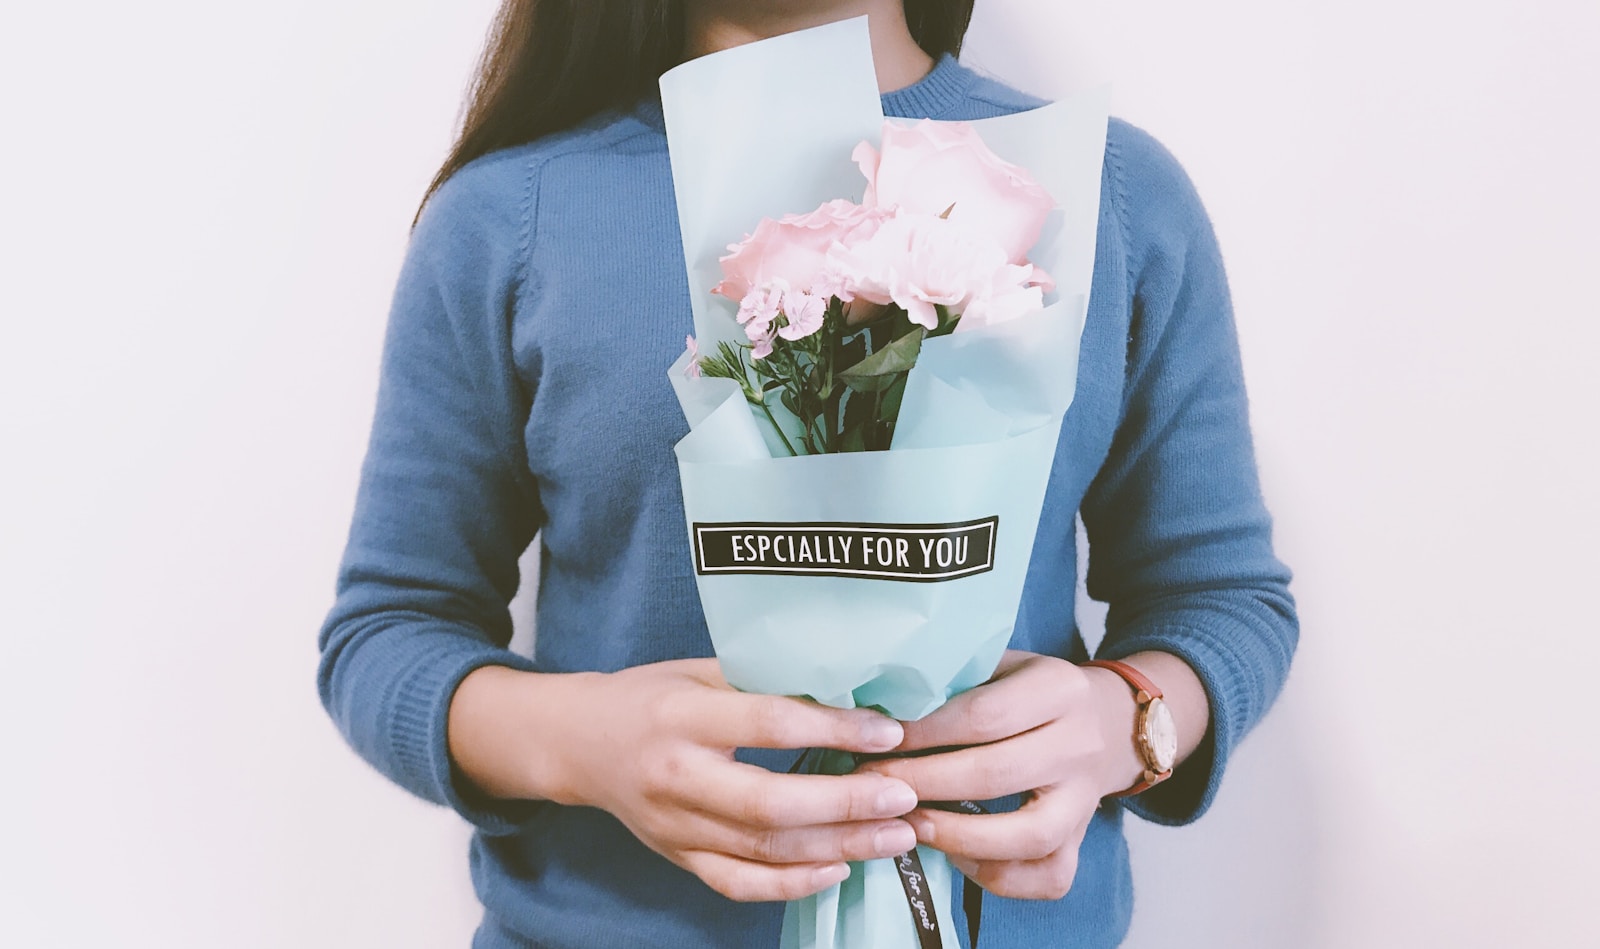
[415,0,977,225]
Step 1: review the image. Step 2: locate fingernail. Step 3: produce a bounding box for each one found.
[861,716,903,750]
[874,822,918,855]
[907,814,935,844]
[950,858,979,878]
[877,783,918,814]
[813,863,851,887]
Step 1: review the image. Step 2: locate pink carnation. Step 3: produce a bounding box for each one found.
[736,283,785,340]
[829,211,1048,332]
[777,289,827,341]
[737,282,828,357]
[683,334,701,378]
[853,119,1054,266]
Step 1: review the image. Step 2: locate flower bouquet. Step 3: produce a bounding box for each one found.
[660,18,1109,949]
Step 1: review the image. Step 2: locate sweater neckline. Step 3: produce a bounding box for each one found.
[881,53,975,119]
[631,52,976,131]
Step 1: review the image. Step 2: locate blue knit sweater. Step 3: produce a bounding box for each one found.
[317,54,1297,949]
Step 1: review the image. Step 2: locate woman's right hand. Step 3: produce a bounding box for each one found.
[448,660,921,902]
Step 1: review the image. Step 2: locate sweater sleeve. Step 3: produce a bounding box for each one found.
[1082,122,1298,826]
[316,156,550,836]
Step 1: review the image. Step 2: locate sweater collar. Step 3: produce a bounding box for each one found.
[881,53,975,120]
[632,52,978,132]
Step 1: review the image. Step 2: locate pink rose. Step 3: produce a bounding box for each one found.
[714,199,890,303]
[853,120,1054,265]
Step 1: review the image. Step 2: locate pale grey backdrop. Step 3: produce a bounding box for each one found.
[2,1,1595,945]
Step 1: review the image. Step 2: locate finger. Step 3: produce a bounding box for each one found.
[904,789,1082,862]
[677,850,853,903]
[951,845,1082,902]
[897,654,1076,752]
[686,764,920,828]
[695,814,919,865]
[688,691,905,754]
[665,657,734,687]
[860,725,1065,801]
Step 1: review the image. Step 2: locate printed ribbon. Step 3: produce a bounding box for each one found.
[790,749,990,949]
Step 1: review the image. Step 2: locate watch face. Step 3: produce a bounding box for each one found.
[1144,698,1179,772]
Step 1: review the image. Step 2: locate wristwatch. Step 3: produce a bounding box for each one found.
[1081,659,1178,796]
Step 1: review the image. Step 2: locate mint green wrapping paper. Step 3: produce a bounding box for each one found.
[670,336,1066,720]
[660,19,1109,949]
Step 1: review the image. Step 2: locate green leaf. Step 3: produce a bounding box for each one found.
[838,328,924,393]
[879,374,906,423]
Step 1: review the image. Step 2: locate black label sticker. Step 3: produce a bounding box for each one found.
[691,517,998,582]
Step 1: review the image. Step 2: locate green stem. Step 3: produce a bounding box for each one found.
[738,347,798,457]
[750,393,799,457]
[871,387,883,450]
[823,328,838,453]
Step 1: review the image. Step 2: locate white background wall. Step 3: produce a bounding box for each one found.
[1,1,1595,946]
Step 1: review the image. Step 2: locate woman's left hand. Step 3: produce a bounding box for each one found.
[853,650,1149,900]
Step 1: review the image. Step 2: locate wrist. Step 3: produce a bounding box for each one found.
[448,665,601,806]
[1082,665,1148,798]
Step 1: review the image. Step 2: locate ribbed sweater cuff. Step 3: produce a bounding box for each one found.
[389,634,546,837]
[1095,613,1267,826]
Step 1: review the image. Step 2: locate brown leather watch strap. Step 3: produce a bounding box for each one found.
[1111,774,1163,797]
[1081,659,1163,700]
[1081,659,1170,797]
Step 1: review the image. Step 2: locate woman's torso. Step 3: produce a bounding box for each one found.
[474,59,1140,948]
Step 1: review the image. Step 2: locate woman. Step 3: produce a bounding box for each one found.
[316,1,1298,946]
